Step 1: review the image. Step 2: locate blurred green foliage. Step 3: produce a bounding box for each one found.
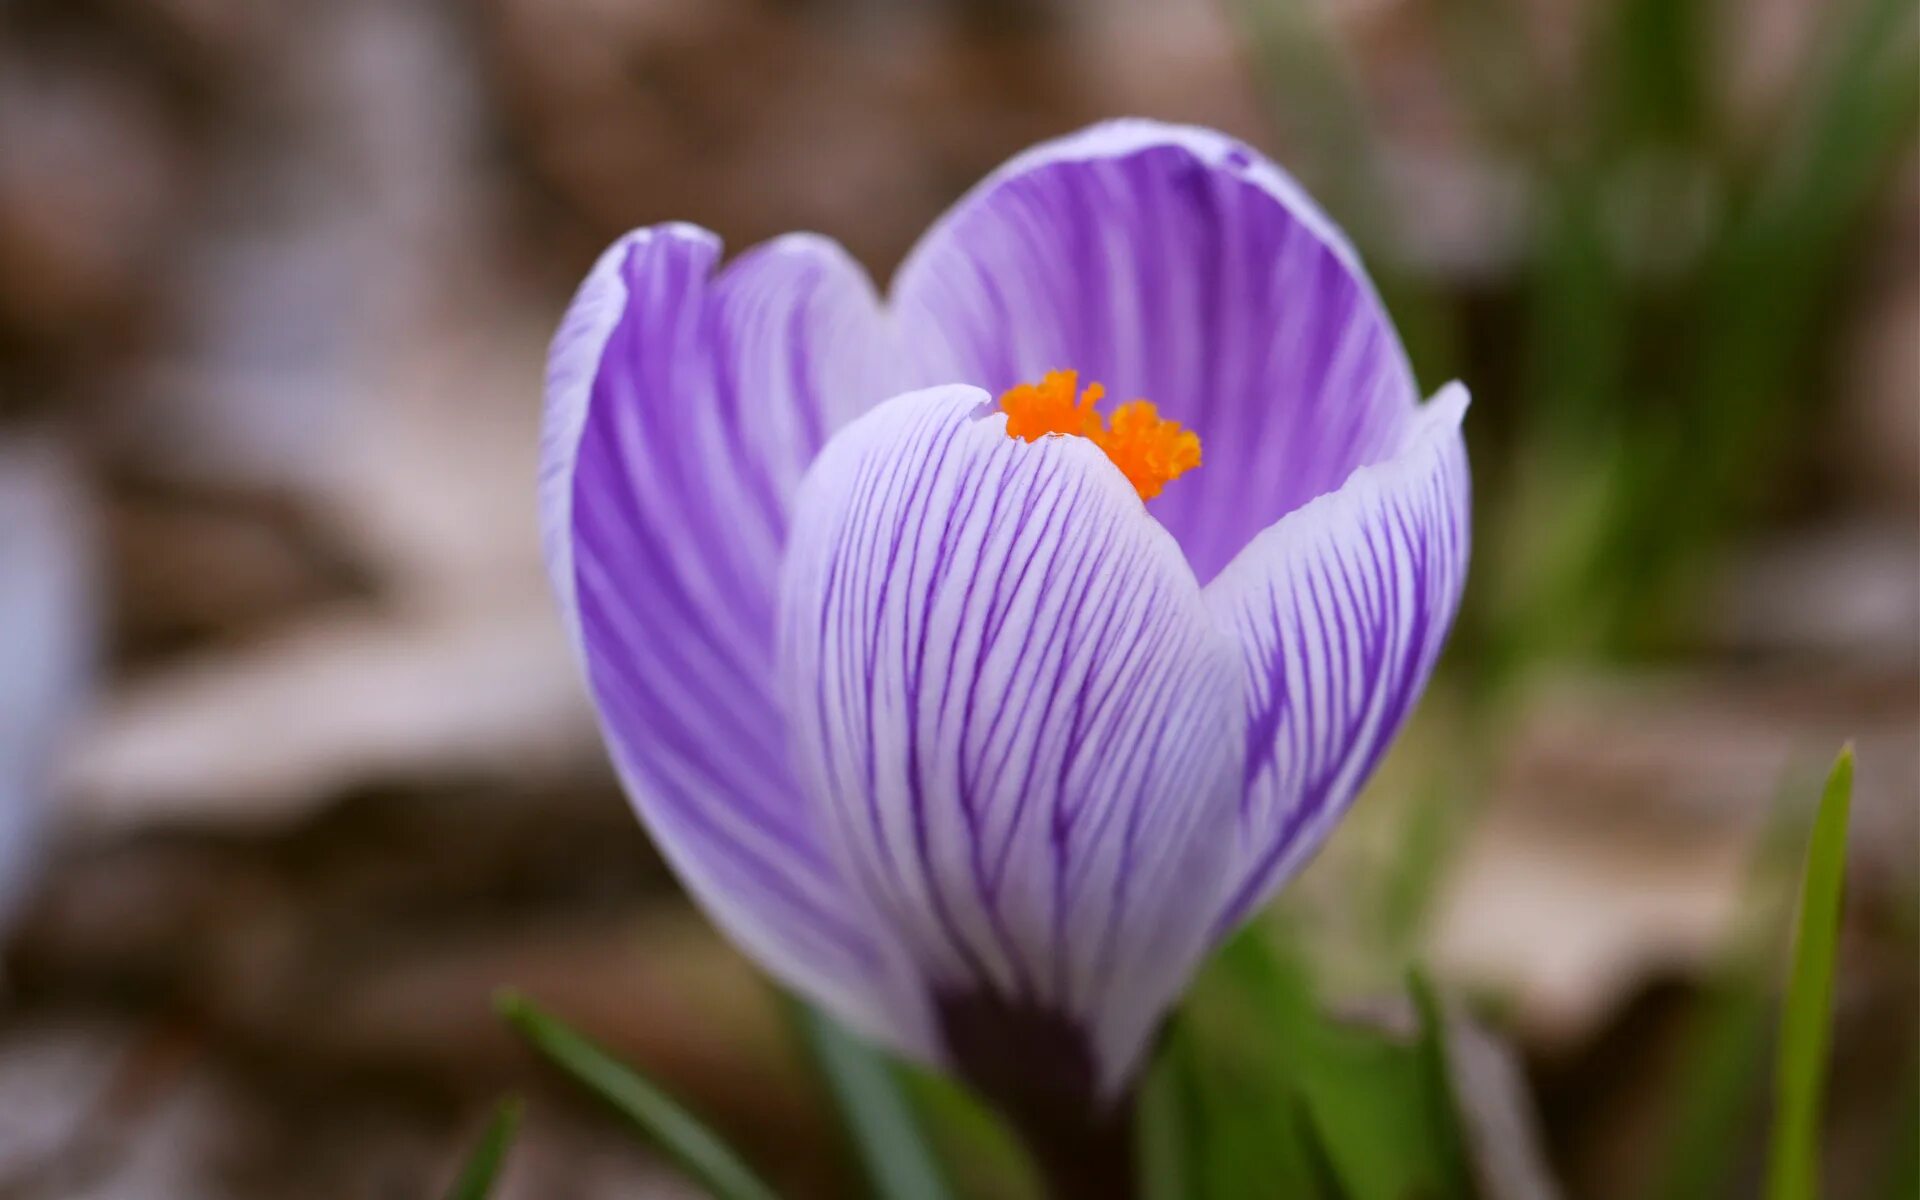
[487,748,1864,1200]
[441,1097,521,1200]
[794,999,956,1200]
[1138,929,1477,1200]
[1647,772,1812,1200]
[1131,746,1862,1200]
[1236,0,1917,673]
[1223,4,1911,1180]
[497,991,782,1200]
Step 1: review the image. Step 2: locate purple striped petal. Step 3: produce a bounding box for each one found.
[1206,385,1471,931]
[540,224,931,1055]
[891,119,1420,584]
[779,386,1244,1090]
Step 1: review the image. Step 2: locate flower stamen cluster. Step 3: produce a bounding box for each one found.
[999,369,1202,500]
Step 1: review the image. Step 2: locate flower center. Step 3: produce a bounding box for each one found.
[997,369,1201,501]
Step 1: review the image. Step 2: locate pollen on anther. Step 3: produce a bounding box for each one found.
[1095,400,1203,501]
[996,371,1201,501]
[999,369,1103,443]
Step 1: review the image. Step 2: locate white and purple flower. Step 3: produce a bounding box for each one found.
[540,120,1469,1133]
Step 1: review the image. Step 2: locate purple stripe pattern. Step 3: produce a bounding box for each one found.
[1206,385,1471,930]
[781,388,1242,1090]
[540,224,930,1053]
[540,121,1471,1089]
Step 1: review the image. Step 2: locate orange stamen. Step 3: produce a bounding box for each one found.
[1094,399,1204,501]
[999,369,1104,442]
[996,370,1201,501]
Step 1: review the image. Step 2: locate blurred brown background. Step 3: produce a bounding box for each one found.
[0,0,1913,1196]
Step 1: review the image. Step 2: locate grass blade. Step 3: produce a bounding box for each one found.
[1137,1017,1205,1200]
[897,1067,1042,1200]
[1409,968,1477,1198]
[793,1002,953,1200]
[1764,746,1854,1200]
[1186,925,1467,1199]
[1654,970,1775,1200]
[1143,947,1337,1200]
[442,1096,521,1200]
[1874,1063,1917,1200]
[497,990,782,1200]
[1647,771,1814,1200]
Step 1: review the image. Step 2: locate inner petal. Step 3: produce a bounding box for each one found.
[888,123,1423,582]
[997,370,1201,501]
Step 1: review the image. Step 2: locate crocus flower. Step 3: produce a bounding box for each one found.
[541,120,1468,1189]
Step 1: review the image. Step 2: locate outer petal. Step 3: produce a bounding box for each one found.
[891,119,1420,583]
[780,386,1244,1091]
[1206,385,1471,931]
[540,224,927,1052]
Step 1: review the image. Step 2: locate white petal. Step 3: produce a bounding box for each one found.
[780,386,1244,1090]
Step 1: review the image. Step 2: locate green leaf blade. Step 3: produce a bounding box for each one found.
[1765,745,1855,1200]
[442,1096,522,1200]
[1647,771,1813,1200]
[497,990,782,1200]
[793,1002,953,1200]
[1408,968,1477,1199]
[1154,924,1473,1200]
